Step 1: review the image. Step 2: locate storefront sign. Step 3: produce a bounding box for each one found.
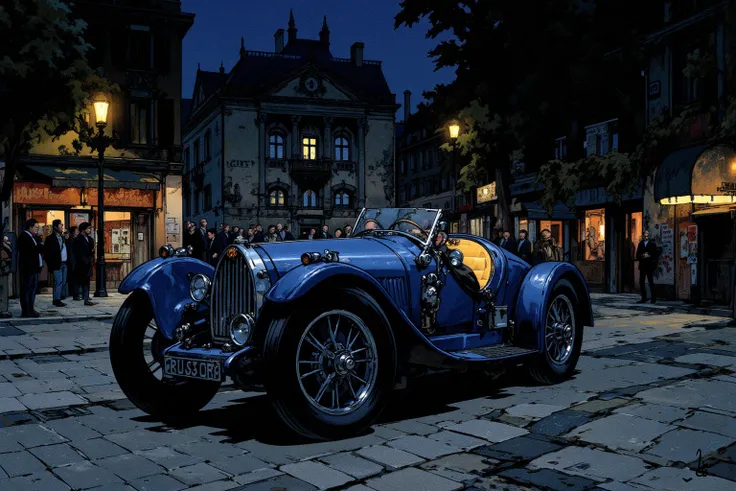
[226,160,255,168]
[716,181,736,196]
[691,146,736,198]
[86,188,154,208]
[14,183,81,205]
[476,182,497,204]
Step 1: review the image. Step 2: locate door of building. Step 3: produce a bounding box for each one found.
[700,214,733,304]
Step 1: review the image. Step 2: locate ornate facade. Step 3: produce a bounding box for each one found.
[183,12,398,236]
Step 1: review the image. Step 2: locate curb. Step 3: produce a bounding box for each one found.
[0,313,114,327]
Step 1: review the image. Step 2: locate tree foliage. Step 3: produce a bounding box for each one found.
[396,0,596,229]
[0,0,117,209]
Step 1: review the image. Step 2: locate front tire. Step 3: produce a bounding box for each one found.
[263,287,397,440]
[527,280,583,384]
[109,292,220,419]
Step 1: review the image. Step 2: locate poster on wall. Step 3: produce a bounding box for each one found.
[687,243,697,264]
[165,217,180,235]
[120,228,130,258]
[679,231,689,259]
[70,213,88,228]
[111,229,120,254]
[655,223,675,284]
[691,264,697,285]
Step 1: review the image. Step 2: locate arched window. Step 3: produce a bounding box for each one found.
[269,133,285,159]
[269,188,286,207]
[302,137,318,160]
[334,136,350,161]
[334,189,352,208]
[303,190,317,207]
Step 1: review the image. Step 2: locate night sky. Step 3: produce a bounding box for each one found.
[180,0,453,116]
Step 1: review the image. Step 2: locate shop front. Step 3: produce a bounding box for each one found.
[510,199,576,261]
[653,144,736,305]
[12,166,160,292]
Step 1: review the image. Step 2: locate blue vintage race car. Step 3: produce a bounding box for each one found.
[110,208,592,440]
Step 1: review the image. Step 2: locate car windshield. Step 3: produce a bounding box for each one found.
[353,208,442,243]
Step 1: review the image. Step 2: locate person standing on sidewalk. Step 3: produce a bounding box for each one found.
[43,219,68,307]
[73,222,97,306]
[18,219,43,318]
[636,230,659,304]
[65,226,79,300]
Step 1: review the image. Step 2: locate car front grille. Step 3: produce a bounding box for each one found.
[210,248,256,343]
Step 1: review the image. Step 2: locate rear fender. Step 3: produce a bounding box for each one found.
[514,262,593,350]
[119,257,213,339]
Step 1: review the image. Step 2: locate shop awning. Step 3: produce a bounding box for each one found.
[654,144,736,205]
[691,205,736,217]
[25,165,161,191]
[511,199,576,220]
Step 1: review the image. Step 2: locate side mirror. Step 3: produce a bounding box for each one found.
[438,221,448,232]
[448,249,464,267]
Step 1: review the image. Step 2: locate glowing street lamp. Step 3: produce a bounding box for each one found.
[448,121,461,213]
[448,122,460,140]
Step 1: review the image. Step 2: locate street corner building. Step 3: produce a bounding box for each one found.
[182,11,399,236]
[11,0,194,292]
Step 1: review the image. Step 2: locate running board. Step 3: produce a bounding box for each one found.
[455,345,539,360]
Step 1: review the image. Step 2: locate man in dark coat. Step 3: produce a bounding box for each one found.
[205,228,220,266]
[66,226,79,300]
[636,230,659,304]
[498,230,517,254]
[318,224,332,239]
[516,229,533,263]
[18,219,43,317]
[73,222,97,306]
[216,224,230,252]
[43,219,68,307]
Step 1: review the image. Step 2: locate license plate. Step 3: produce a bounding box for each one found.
[163,356,223,382]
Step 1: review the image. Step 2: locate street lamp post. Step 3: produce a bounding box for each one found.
[87,96,117,298]
[448,122,460,213]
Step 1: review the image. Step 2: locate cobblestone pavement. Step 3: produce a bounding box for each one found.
[1,295,735,490]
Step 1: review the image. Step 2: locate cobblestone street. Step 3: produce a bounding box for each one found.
[1,293,736,490]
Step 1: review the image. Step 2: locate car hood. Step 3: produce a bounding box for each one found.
[253,237,408,278]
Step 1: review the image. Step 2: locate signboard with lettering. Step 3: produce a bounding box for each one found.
[13,183,154,208]
[476,182,497,205]
[691,146,736,197]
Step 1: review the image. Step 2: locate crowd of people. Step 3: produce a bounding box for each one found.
[17,218,97,318]
[492,227,563,264]
[182,219,356,265]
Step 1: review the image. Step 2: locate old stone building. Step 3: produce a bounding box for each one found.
[13,0,193,291]
[183,12,399,237]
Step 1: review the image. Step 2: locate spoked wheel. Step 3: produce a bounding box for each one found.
[110,292,221,419]
[296,310,378,416]
[264,288,396,441]
[527,280,583,384]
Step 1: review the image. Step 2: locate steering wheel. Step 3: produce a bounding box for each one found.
[387,219,429,241]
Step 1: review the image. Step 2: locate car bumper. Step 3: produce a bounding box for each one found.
[162,343,258,382]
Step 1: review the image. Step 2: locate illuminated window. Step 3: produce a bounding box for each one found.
[269,133,285,159]
[302,137,318,160]
[334,136,350,161]
[269,189,285,207]
[582,209,605,261]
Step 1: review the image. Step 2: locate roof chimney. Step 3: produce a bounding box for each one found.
[274,29,285,53]
[350,42,364,66]
[240,37,246,58]
[403,90,411,121]
[219,61,225,74]
[319,16,330,46]
[287,9,297,43]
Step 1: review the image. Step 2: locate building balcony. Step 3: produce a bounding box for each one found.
[289,158,333,187]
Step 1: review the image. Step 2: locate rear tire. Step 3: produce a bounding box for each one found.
[109,292,220,419]
[263,287,397,440]
[526,280,583,384]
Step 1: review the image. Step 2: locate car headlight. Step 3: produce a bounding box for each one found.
[449,249,464,267]
[189,274,211,302]
[229,313,254,346]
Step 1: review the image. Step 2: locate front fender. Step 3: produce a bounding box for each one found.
[265,261,394,304]
[119,257,213,339]
[514,262,593,350]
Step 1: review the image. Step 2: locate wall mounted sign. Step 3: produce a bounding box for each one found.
[648,81,661,98]
[226,160,255,168]
[476,182,497,204]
